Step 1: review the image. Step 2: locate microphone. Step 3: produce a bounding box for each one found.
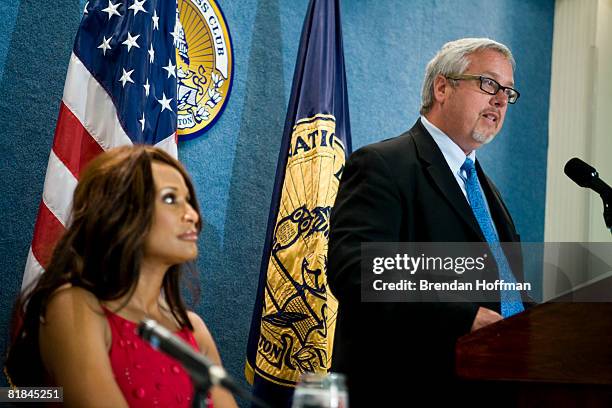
[564,157,612,232]
[564,158,612,198]
[138,319,231,389]
[137,319,272,408]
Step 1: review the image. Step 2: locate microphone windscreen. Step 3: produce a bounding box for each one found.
[137,319,162,342]
[564,157,597,187]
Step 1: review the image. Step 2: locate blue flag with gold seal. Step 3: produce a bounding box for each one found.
[245,0,352,406]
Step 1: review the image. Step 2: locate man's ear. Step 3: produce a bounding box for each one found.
[433,74,450,104]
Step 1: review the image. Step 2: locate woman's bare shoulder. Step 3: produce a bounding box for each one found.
[186,311,238,407]
[44,285,104,320]
[38,287,128,406]
[186,311,216,358]
[41,285,108,346]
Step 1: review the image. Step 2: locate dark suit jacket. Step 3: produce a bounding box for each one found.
[328,119,524,406]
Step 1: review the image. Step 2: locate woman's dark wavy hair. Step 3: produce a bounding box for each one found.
[5,145,202,386]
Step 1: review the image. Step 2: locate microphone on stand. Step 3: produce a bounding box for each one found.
[564,158,612,198]
[564,157,612,233]
[137,319,271,408]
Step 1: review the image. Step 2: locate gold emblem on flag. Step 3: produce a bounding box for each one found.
[252,114,346,386]
[175,0,233,140]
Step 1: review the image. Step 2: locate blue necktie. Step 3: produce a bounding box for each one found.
[460,158,524,318]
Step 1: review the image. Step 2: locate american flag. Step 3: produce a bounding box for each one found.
[22,0,179,289]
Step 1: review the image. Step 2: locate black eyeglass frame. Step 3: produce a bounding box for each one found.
[446,74,520,104]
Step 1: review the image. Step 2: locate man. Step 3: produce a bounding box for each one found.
[328,38,527,406]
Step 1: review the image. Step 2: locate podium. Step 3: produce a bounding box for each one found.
[456,279,612,407]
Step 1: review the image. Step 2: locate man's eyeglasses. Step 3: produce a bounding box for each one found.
[446,74,520,104]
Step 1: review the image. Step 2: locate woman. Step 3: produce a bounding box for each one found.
[5,145,237,408]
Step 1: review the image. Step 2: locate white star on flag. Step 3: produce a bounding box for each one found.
[139,112,146,131]
[129,0,147,16]
[143,78,150,96]
[119,68,135,87]
[157,92,173,112]
[152,10,159,30]
[102,0,122,19]
[84,1,89,14]
[170,24,180,43]
[148,44,155,63]
[162,59,176,78]
[122,32,140,52]
[97,36,112,55]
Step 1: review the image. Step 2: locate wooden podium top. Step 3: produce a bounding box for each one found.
[456,302,612,385]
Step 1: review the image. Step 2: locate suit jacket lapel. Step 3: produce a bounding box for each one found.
[411,120,486,241]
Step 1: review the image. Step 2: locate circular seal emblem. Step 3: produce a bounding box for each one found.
[175,0,233,140]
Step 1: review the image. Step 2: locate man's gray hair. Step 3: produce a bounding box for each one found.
[420,38,515,114]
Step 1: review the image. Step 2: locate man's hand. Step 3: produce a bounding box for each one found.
[470,307,502,332]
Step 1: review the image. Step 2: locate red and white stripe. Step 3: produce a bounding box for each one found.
[21,53,177,290]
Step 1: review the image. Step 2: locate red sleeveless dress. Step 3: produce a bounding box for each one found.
[103,308,213,407]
